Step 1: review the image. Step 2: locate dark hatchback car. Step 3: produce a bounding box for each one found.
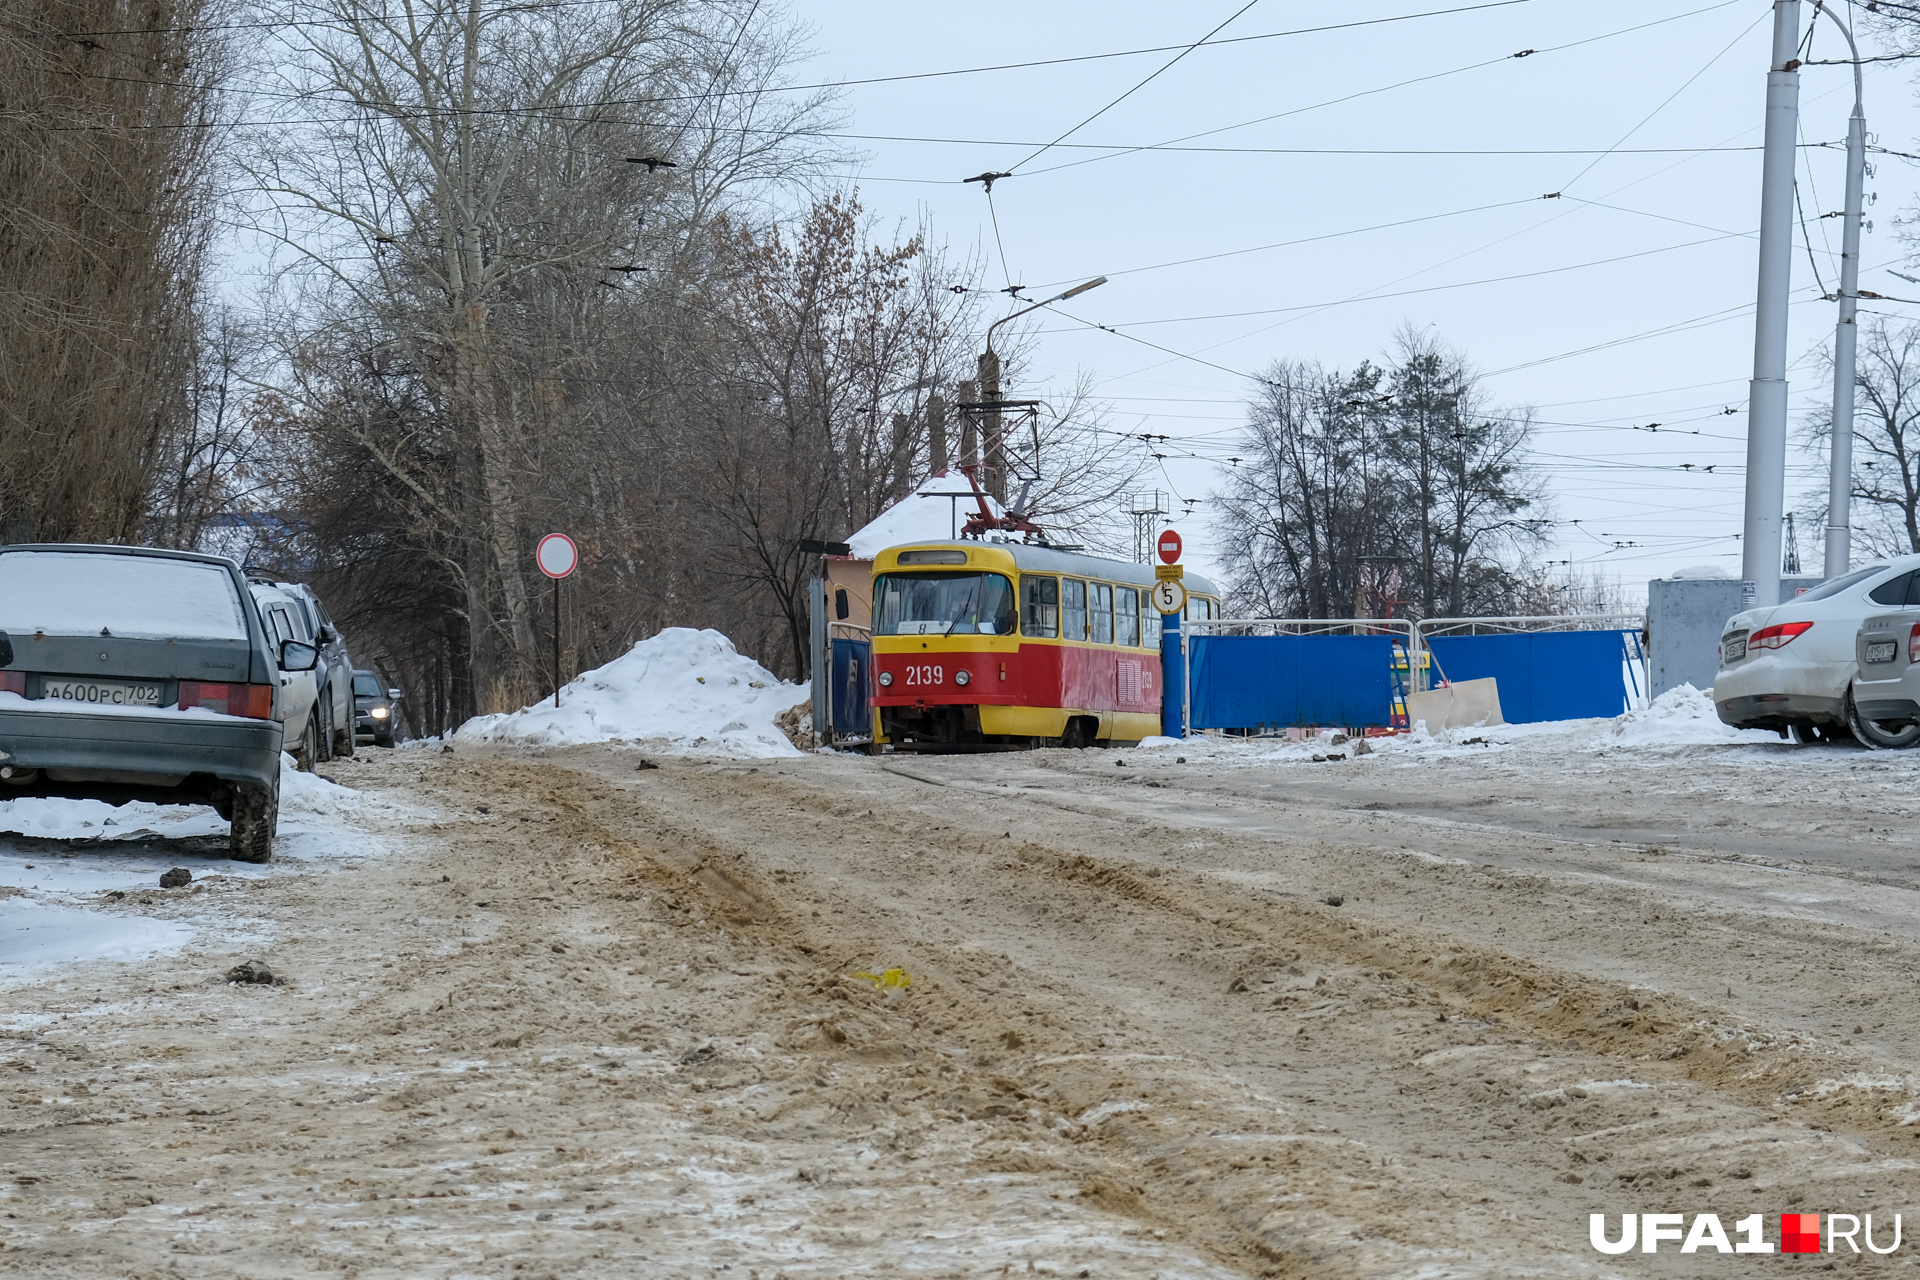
[0,545,317,861]
[352,670,398,747]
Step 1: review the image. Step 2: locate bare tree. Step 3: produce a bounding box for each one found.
[1215,333,1545,619]
[1802,316,1920,559]
[0,0,230,543]
[239,0,837,708]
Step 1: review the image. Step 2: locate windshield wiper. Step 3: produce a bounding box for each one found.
[943,589,978,639]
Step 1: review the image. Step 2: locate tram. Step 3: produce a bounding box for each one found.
[869,539,1220,750]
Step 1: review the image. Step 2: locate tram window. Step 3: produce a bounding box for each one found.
[1021,576,1058,638]
[1141,594,1158,646]
[1116,587,1140,646]
[873,571,1016,635]
[1090,583,1114,644]
[1062,579,1088,641]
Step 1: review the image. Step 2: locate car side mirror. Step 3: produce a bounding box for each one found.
[387,689,402,699]
[0,631,12,668]
[280,639,319,671]
[316,625,336,644]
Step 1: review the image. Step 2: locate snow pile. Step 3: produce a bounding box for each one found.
[455,627,807,757]
[1601,684,1779,748]
[846,472,1004,559]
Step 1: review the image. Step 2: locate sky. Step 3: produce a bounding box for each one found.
[784,0,1920,595]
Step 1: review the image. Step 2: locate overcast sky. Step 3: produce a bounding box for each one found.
[786,0,1920,592]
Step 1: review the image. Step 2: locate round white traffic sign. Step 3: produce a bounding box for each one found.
[1151,579,1186,614]
[536,533,578,579]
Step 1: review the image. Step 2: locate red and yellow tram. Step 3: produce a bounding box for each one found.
[869,541,1220,749]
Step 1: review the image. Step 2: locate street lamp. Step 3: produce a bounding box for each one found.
[1819,6,1867,579]
[974,277,1107,501]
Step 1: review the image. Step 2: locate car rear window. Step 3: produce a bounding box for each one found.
[0,551,248,640]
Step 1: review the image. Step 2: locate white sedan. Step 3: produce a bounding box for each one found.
[1715,553,1920,744]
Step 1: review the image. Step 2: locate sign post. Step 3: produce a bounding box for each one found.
[536,533,578,707]
[1154,531,1186,738]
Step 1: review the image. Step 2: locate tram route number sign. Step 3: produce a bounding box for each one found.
[1157,530,1183,564]
[1151,579,1187,615]
[1154,563,1183,581]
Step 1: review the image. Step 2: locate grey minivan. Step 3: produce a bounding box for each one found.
[0,545,317,860]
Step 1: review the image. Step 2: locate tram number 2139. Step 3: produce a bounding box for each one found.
[903,664,945,686]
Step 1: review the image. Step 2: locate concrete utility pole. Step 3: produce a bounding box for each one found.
[1742,0,1802,611]
[976,349,1005,502]
[1823,6,1868,579]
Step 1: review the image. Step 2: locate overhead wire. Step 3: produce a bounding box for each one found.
[1005,0,1264,174]
[1015,0,1747,182]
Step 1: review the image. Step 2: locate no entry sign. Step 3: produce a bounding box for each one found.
[537,533,578,579]
[1156,530,1183,564]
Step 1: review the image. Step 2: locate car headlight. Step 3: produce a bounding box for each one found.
[370,706,389,718]
[954,669,971,686]
[877,671,893,687]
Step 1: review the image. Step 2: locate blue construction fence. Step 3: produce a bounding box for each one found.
[1186,626,1644,732]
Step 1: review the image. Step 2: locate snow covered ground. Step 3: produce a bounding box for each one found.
[0,755,415,969]
[1134,684,1796,766]
[453,626,808,757]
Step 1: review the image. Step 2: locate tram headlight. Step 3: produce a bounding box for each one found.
[954,670,971,686]
[877,671,893,687]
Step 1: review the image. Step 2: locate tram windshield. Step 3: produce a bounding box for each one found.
[873,571,1017,636]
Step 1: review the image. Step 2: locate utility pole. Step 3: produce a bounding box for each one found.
[1823,7,1867,578]
[1127,490,1168,562]
[1741,0,1802,612]
[977,349,1005,503]
[978,276,1107,506]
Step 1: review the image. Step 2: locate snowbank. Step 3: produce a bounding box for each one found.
[1600,684,1780,747]
[454,627,807,757]
[1129,684,1782,766]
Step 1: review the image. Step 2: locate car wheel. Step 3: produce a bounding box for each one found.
[334,709,355,758]
[228,779,278,863]
[1847,692,1920,750]
[315,700,334,764]
[1790,721,1856,746]
[294,715,319,772]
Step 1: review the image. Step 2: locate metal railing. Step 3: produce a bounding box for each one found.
[1181,616,1416,641]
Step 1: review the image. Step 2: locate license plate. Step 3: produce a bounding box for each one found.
[39,679,163,707]
[1723,637,1747,662]
[1868,640,1899,664]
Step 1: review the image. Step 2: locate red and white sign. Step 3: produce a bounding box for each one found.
[1156,529,1183,564]
[536,533,578,579]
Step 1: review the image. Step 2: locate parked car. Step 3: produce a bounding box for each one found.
[352,670,399,747]
[0,543,316,861]
[249,583,322,770]
[259,580,355,760]
[1848,611,1920,749]
[1716,553,1920,742]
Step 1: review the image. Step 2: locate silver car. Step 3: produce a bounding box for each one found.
[1851,613,1920,748]
[0,545,317,861]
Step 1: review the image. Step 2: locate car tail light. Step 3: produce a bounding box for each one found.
[1749,621,1813,651]
[1910,623,1920,665]
[0,672,21,696]
[179,682,273,719]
